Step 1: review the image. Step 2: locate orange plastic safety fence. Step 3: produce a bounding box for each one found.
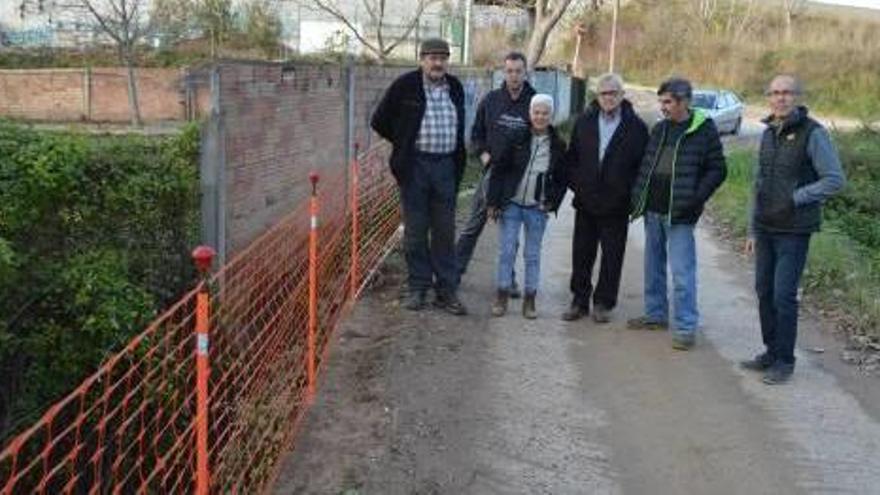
[0,142,401,495]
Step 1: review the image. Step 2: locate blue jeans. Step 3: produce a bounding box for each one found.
[497,203,548,294]
[755,232,811,366]
[643,211,698,337]
[400,152,458,295]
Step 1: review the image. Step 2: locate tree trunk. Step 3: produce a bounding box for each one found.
[526,26,547,67]
[122,50,143,127]
[784,8,793,43]
[525,0,574,68]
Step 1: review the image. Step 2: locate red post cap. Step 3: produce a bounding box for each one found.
[192,245,216,274]
[309,172,319,185]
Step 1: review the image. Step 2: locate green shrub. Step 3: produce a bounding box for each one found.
[708,130,880,339]
[0,121,200,439]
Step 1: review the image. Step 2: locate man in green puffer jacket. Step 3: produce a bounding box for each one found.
[628,77,727,350]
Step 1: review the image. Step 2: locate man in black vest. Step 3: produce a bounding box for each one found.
[371,38,467,315]
[741,75,846,384]
[456,52,536,297]
[563,73,649,323]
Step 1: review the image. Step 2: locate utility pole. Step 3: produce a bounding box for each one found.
[608,0,619,73]
[463,0,473,65]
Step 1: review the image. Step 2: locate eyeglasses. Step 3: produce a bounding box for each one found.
[766,90,798,97]
[599,90,620,97]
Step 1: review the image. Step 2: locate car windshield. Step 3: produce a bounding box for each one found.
[692,93,717,109]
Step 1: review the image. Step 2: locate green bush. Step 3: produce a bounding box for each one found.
[708,130,880,339]
[0,121,200,439]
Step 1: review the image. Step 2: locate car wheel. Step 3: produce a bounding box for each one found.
[732,117,742,135]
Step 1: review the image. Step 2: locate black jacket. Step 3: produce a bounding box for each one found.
[487,126,568,212]
[370,69,467,188]
[631,109,727,224]
[566,99,649,216]
[471,81,536,160]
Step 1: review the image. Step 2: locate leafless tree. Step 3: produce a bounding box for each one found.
[493,0,585,67]
[20,0,148,126]
[782,0,808,43]
[300,0,441,61]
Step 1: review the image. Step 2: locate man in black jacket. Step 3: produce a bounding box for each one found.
[455,52,536,297]
[562,73,649,323]
[628,77,727,350]
[370,38,467,315]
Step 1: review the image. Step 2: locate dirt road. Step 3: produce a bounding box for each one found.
[272,194,880,494]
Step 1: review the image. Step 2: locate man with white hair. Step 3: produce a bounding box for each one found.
[562,73,649,323]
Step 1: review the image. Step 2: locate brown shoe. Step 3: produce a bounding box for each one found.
[522,292,537,320]
[491,289,509,317]
[561,302,589,321]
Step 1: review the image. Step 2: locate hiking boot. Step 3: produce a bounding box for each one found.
[763,362,794,385]
[671,334,696,351]
[562,302,589,321]
[522,292,537,319]
[436,292,467,316]
[740,352,774,372]
[404,291,427,311]
[626,316,668,331]
[491,289,509,317]
[592,305,612,324]
[509,280,522,299]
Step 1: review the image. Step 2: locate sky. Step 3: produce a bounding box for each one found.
[813,0,880,9]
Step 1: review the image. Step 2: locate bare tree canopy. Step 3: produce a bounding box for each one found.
[19,0,149,126]
[300,0,442,61]
[488,0,585,66]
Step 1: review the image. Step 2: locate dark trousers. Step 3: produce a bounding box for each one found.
[401,152,458,296]
[455,168,517,284]
[570,210,629,309]
[755,232,812,366]
[455,168,490,276]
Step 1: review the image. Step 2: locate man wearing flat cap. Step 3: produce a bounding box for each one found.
[371,38,468,315]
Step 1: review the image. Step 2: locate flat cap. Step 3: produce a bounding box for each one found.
[420,38,450,56]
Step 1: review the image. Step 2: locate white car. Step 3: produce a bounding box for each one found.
[692,89,744,135]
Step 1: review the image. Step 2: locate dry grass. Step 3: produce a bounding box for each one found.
[551,1,880,120]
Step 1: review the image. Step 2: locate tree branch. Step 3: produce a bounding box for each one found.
[384,0,435,54]
[312,0,382,56]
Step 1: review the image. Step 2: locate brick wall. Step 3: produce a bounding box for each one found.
[213,61,494,257]
[218,62,349,254]
[0,67,204,123]
[0,69,85,121]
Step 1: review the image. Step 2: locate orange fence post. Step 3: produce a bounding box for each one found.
[350,142,361,300]
[308,172,320,399]
[192,245,216,495]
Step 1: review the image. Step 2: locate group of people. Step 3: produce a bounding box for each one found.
[371,38,846,385]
